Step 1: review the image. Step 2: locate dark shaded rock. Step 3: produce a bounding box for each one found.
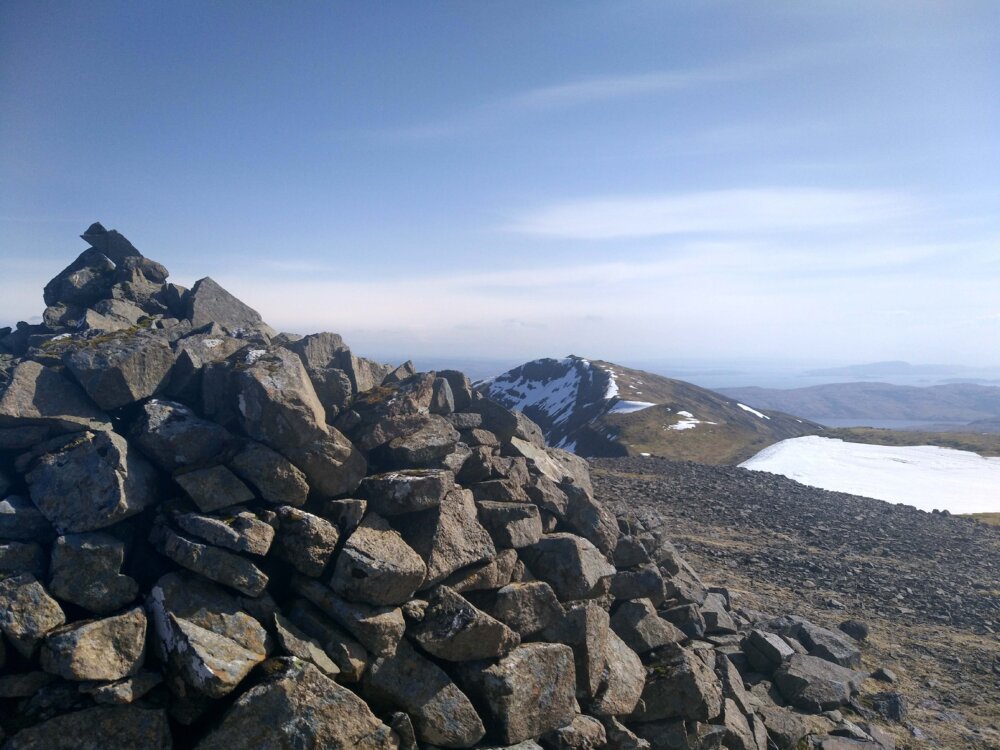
[395,488,496,587]
[541,715,607,749]
[543,603,609,699]
[132,399,235,472]
[520,533,615,601]
[1,705,171,750]
[838,620,869,643]
[438,370,473,411]
[611,598,684,654]
[272,612,340,677]
[379,415,461,468]
[491,581,563,638]
[49,532,138,614]
[292,576,405,654]
[0,496,51,541]
[469,397,546,447]
[0,541,46,579]
[359,469,455,516]
[869,691,907,722]
[743,630,794,673]
[330,513,425,605]
[409,585,519,661]
[589,629,645,717]
[609,564,665,604]
[456,643,577,746]
[25,430,157,533]
[227,439,309,506]
[82,671,163,705]
[772,654,864,711]
[40,606,146,682]
[43,245,120,309]
[152,527,268,596]
[430,376,456,415]
[561,482,620,556]
[62,330,176,410]
[629,650,723,723]
[174,464,255,513]
[284,429,367,497]
[0,671,57,698]
[364,639,485,748]
[287,598,369,681]
[0,573,66,657]
[321,497,367,533]
[197,658,397,749]
[444,548,519,593]
[0,360,110,433]
[477,500,544,549]
[175,507,274,556]
[272,506,339,577]
[184,276,274,335]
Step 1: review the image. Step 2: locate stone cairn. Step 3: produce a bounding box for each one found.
[0,225,898,749]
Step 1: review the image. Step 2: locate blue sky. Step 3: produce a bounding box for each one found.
[2,1,999,369]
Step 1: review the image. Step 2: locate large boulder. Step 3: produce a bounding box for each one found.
[0,360,110,433]
[175,508,275,556]
[25,431,157,533]
[0,495,53,541]
[0,573,66,657]
[456,643,577,746]
[588,630,645,717]
[131,399,236,472]
[772,654,865,711]
[62,330,176,410]
[1,705,171,750]
[329,513,425,605]
[520,533,615,601]
[184,276,275,335]
[40,607,147,682]
[395,488,496,587]
[359,469,455,516]
[491,581,563,638]
[364,639,485,748]
[629,650,723,723]
[272,506,340,577]
[196,659,398,749]
[227,440,309,506]
[48,532,139,614]
[173,464,255,513]
[611,598,683,654]
[409,586,520,661]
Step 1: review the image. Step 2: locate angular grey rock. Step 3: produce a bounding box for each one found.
[721,698,760,750]
[197,658,398,750]
[132,399,235,472]
[600,717,651,750]
[743,630,795,673]
[560,482,620,556]
[456,643,577,746]
[492,581,563,638]
[756,704,836,750]
[444,548,519,593]
[396,488,496,587]
[292,576,405,654]
[153,527,268,596]
[541,715,607,749]
[174,464,255,513]
[330,512,425,604]
[0,541,46,579]
[609,564,665,604]
[43,243,120,308]
[227,440,309,506]
[175,507,275,556]
[82,671,163,705]
[589,629,645,717]
[287,598,369,682]
[543,603,610,699]
[25,430,157,533]
[1,705,172,750]
[284,331,356,411]
[613,536,651,569]
[273,505,340,577]
[321,497,367,533]
[359,469,455,516]
[379,415,461,468]
[438,370,473,410]
[611,598,684,654]
[160,614,265,699]
[629,650,723,723]
[149,571,268,653]
[364,639,485,748]
[469,398,546,447]
[477,501,543,549]
[40,606,147,682]
[284,428,367,496]
[0,496,53,541]
[0,360,110,433]
[772,654,865,711]
[520,533,615,601]
[430,376,455,415]
[62,330,176,410]
[0,573,66,657]
[409,585,520,661]
[184,276,274,335]
[700,591,737,635]
[49,532,139,614]
[795,620,863,670]
[273,612,340,677]
[167,328,246,406]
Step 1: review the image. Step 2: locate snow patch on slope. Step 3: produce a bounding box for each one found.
[737,402,771,420]
[609,400,656,414]
[740,436,1000,514]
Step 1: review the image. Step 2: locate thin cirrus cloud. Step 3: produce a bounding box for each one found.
[505,188,917,240]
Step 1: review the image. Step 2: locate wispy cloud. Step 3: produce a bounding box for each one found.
[507,188,916,240]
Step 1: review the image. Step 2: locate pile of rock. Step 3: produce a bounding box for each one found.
[0,226,899,749]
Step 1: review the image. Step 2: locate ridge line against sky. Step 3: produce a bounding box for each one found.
[1,1,998,366]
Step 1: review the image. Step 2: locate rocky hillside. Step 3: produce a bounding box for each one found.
[0,225,904,749]
[483,356,819,464]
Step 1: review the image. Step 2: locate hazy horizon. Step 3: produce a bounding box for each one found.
[3,2,999,366]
